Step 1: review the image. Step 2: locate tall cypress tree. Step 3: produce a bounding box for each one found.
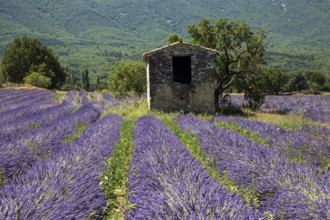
[81,69,90,91]
[85,69,90,91]
[81,70,85,90]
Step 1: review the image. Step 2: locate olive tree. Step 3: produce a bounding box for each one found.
[187,18,267,109]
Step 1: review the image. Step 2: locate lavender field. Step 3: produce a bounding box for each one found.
[229,94,330,123]
[0,88,329,219]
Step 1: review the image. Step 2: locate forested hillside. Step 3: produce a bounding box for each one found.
[1,0,330,78]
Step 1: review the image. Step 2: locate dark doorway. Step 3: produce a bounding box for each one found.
[172,56,191,84]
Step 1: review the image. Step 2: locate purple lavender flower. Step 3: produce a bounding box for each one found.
[77,90,89,105]
[0,115,123,219]
[62,90,77,105]
[260,95,330,123]
[0,103,101,180]
[102,93,120,107]
[177,115,330,219]
[127,116,261,219]
[212,116,330,169]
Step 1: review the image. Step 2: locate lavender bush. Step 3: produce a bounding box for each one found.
[212,116,330,170]
[62,90,77,105]
[0,90,55,122]
[127,116,261,219]
[176,115,329,219]
[260,95,330,123]
[0,90,54,113]
[102,93,120,107]
[0,103,100,180]
[78,90,89,105]
[0,115,123,219]
[0,103,76,144]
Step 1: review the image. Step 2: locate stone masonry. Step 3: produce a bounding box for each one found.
[143,42,217,113]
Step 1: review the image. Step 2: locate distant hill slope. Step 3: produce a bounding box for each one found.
[1,0,330,78]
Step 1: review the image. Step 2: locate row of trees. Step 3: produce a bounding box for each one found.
[261,70,328,94]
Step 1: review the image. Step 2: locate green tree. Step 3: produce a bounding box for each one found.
[107,61,146,95]
[288,72,308,92]
[323,76,330,92]
[263,69,288,95]
[304,71,326,91]
[187,18,266,110]
[0,37,66,88]
[167,33,183,44]
[234,69,268,109]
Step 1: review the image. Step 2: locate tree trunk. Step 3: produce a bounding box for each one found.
[214,87,221,112]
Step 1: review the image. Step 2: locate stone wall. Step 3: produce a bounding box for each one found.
[145,43,217,113]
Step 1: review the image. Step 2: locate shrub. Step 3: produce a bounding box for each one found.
[23,72,52,88]
[107,61,146,95]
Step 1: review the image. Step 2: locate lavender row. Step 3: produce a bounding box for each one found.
[0,89,38,105]
[0,115,123,219]
[226,95,330,123]
[0,91,74,126]
[212,116,330,169]
[127,116,261,219]
[0,102,76,145]
[176,116,329,219]
[0,103,100,181]
[0,88,15,99]
[62,90,116,111]
[261,95,330,123]
[62,90,77,106]
[0,90,56,122]
[0,101,56,124]
[0,89,54,112]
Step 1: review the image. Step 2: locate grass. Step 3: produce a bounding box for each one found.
[63,121,90,144]
[100,96,149,219]
[215,121,268,146]
[0,170,6,187]
[100,120,135,220]
[245,110,315,130]
[55,90,67,103]
[321,92,330,96]
[101,95,150,121]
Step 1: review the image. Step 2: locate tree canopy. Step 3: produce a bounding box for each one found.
[186,18,267,109]
[107,61,146,95]
[167,33,183,44]
[0,37,66,88]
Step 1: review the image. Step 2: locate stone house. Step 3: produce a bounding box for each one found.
[143,42,218,113]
